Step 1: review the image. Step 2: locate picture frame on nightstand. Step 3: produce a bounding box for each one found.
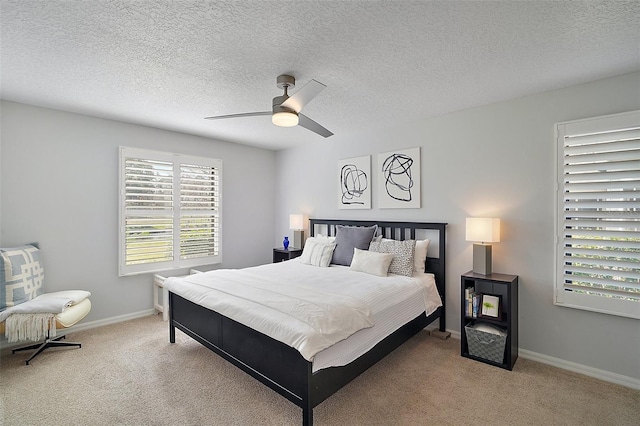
[481,294,501,318]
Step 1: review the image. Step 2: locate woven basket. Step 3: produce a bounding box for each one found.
[465,324,507,364]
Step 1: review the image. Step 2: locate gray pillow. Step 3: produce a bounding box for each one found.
[331,225,378,266]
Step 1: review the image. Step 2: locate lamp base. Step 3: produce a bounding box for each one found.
[293,230,305,249]
[472,243,492,275]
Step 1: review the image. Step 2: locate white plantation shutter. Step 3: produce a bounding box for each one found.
[179,164,220,260]
[119,147,222,276]
[555,111,640,319]
[123,158,174,266]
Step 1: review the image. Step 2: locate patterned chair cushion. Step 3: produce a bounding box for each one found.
[0,244,45,312]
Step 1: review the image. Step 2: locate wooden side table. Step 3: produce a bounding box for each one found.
[461,271,519,370]
[273,247,303,263]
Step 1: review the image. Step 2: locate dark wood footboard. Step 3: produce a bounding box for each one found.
[170,293,311,407]
[169,291,440,425]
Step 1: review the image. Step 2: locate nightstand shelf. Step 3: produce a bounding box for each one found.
[461,271,519,370]
[273,247,302,263]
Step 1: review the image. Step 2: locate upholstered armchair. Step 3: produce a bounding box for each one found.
[0,244,91,365]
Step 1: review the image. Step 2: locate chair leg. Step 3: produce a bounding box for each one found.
[12,334,82,365]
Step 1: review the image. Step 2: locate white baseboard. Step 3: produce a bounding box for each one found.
[442,328,639,390]
[518,348,640,390]
[63,308,156,334]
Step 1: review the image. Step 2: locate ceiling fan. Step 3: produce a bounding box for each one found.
[205,74,333,138]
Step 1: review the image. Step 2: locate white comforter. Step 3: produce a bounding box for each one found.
[164,260,438,361]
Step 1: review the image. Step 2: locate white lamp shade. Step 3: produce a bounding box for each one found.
[272,111,299,127]
[289,214,304,230]
[466,218,500,243]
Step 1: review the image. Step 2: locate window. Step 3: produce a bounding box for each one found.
[119,147,222,276]
[555,110,640,319]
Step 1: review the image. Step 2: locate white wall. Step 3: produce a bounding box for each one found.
[0,101,276,322]
[0,101,2,231]
[274,72,640,381]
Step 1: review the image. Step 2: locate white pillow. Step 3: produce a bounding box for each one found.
[300,237,336,267]
[349,248,393,277]
[314,234,336,243]
[414,239,430,273]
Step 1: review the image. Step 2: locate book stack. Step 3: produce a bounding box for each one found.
[465,287,480,318]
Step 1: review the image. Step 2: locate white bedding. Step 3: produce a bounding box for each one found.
[164,259,441,368]
[312,270,439,371]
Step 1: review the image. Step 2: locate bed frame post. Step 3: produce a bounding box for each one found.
[302,362,313,426]
[303,408,312,426]
[431,223,450,339]
[169,292,176,343]
[440,224,449,336]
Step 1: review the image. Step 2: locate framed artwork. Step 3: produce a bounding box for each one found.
[481,294,501,318]
[377,147,421,209]
[338,155,371,209]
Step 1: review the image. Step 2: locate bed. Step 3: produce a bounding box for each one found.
[167,219,447,425]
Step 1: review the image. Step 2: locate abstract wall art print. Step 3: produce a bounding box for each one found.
[378,147,421,209]
[338,155,371,209]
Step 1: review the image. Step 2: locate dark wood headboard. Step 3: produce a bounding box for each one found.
[309,219,447,316]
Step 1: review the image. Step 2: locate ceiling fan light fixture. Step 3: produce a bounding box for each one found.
[205,74,332,137]
[272,110,299,127]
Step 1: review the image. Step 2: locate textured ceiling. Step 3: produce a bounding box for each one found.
[1,1,639,150]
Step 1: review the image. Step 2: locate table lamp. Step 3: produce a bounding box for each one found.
[289,214,305,249]
[466,217,500,275]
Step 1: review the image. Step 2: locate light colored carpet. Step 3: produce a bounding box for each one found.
[1,315,638,425]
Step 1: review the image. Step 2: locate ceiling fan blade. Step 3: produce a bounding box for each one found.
[298,113,333,138]
[205,111,270,120]
[281,79,326,112]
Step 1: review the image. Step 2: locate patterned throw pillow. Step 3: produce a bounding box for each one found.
[0,244,45,311]
[369,239,416,277]
[331,225,378,266]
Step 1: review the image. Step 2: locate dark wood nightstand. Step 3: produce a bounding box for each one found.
[273,247,302,263]
[461,271,519,370]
